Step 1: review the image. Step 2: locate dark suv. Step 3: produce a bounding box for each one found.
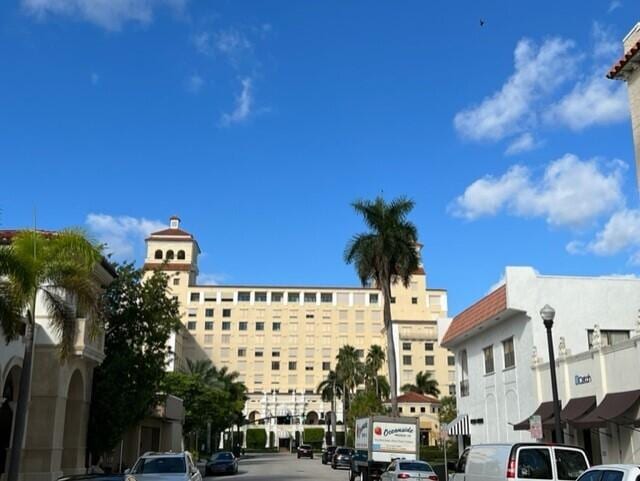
[322,446,337,465]
[297,444,313,459]
[331,447,354,470]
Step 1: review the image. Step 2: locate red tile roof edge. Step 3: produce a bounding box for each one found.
[149,227,193,238]
[442,284,508,346]
[396,392,441,404]
[607,39,640,79]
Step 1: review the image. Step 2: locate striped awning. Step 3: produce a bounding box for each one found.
[447,414,469,436]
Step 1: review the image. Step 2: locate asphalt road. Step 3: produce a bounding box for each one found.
[204,452,350,481]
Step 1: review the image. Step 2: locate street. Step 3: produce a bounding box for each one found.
[204,452,349,481]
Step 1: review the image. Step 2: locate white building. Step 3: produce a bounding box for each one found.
[441,267,640,462]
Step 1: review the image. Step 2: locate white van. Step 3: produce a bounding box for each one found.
[450,443,590,481]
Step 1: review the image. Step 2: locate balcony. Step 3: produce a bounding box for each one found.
[73,317,105,363]
[399,330,437,341]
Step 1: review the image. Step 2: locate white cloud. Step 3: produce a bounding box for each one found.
[592,22,620,59]
[451,154,624,228]
[220,77,253,126]
[197,272,226,285]
[86,213,166,261]
[504,133,540,155]
[453,37,576,142]
[22,0,186,31]
[572,209,640,257]
[186,74,204,93]
[608,0,622,13]
[545,76,628,130]
[193,27,252,64]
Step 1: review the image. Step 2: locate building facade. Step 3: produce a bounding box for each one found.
[441,267,640,458]
[386,392,441,446]
[143,217,454,447]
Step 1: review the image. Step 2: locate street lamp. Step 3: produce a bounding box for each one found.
[540,304,564,444]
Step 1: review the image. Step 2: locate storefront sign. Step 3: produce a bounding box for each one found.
[575,374,592,385]
[529,415,543,440]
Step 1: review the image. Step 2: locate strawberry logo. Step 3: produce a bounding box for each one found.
[374,427,382,436]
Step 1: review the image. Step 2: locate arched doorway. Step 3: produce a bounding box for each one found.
[0,365,21,476]
[248,410,260,424]
[305,411,319,425]
[62,371,85,471]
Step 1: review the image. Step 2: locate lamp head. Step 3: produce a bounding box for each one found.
[540,304,556,327]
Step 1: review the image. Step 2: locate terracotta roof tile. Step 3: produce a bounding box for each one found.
[397,392,440,404]
[607,39,640,79]
[143,262,194,272]
[442,284,507,346]
[149,227,193,238]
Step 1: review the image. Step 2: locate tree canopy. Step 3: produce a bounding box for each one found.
[401,370,440,397]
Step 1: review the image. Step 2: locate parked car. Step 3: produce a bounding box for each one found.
[381,460,438,481]
[332,447,355,470]
[449,443,589,481]
[322,446,337,465]
[126,451,202,481]
[577,464,640,481]
[57,476,124,481]
[205,451,238,476]
[297,444,314,459]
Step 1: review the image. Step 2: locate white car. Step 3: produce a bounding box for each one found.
[126,452,202,481]
[576,464,640,481]
[380,460,439,481]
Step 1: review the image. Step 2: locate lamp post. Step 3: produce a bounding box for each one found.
[540,304,564,444]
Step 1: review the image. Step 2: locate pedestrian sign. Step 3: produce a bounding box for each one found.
[529,415,543,440]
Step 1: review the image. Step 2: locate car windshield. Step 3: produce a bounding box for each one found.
[132,457,186,474]
[300,445,311,449]
[337,448,351,454]
[399,462,432,472]
[212,452,234,461]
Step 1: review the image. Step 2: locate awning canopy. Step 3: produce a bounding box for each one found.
[573,390,640,428]
[513,401,559,431]
[447,414,469,436]
[544,396,597,427]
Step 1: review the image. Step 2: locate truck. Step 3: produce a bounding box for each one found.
[349,416,420,481]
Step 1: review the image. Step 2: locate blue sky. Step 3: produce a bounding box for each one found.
[1,0,639,315]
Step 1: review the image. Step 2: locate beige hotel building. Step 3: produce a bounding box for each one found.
[143,217,454,447]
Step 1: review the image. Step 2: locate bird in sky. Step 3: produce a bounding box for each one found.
[480,19,485,27]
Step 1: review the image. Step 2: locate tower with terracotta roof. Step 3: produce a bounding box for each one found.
[608,22,640,189]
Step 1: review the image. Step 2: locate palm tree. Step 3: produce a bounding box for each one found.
[374,375,391,401]
[364,345,386,398]
[0,230,103,481]
[345,196,420,416]
[185,358,220,386]
[317,370,343,445]
[401,371,440,397]
[336,345,364,411]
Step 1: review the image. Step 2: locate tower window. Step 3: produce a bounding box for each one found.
[177,250,185,260]
[173,278,180,286]
[166,250,175,260]
[154,249,163,259]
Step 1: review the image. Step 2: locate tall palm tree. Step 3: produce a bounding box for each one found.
[317,370,343,446]
[364,345,386,398]
[0,230,104,481]
[185,358,220,386]
[336,345,364,411]
[401,371,440,397]
[345,196,420,416]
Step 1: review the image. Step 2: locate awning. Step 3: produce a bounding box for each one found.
[447,414,469,436]
[513,401,559,431]
[573,390,640,428]
[544,396,597,427]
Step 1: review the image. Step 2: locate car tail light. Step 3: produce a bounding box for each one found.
[428,475,439,481]
[507,455,517,479]
[398,474,411,479]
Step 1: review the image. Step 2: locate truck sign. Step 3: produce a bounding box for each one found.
[371,421,417,454]
[355,418,369,450]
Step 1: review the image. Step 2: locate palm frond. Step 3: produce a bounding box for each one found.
[41,287,77,358]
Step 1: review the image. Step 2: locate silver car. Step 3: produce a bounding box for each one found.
[380,460,438,481]
[127,452,202,481]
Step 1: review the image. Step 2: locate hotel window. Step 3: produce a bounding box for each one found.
[205,308,214,317]
[338,336,348,345]
[190,292,200,302]
[371,311,381,322]
[339,310,348,321]
[484,345,495,374]
[305,363,314,371]
[221,292,233,303]
[321,293,333,303]
[399,407,403,414]
[255,335,264,345]
[222,309,231,318]
[502,338,515,369]
[177,250,185,260]
[305,312,315,319]
[289,310,299,319]
[256,309,265,319]
[289,323,298,333]
[421,407,426,413]
[304,293,317,303]
[305,348,314,358]
[204,293,216,302]
[154,249,162,259]
[288,292,300,303]
[288,361,297,370]
[255,292,267,302]
[449,384,456,396]
[272,322,281,331]
[447,356,455,366]
[337,292,350,305]
[204,335,214,345]
[239,321,248,331]
[290,336,298,345]
[239,308,249,318]
[403,355,412,366]
[256,322,264,331]
[425,342,434,351]
[166,250,174,260]
[322,323,331,333]
[410,407,416,413]
[221,335,230,344]
[425,355,434,366]
[272,361,280,371]
[305,375,314,385]
[188,309,197,318]
[173,278,180,286]
[322,337,331,346]
[403,342,412,351]
[322,310,331,320]
[306,335,314,345]
[255,349,264,358]
[587,329,631,349]
[322,362,331,371]
[238,348,246,357]
[204,321,213,331]
[356,323,365,333]
[353,293,365,305]
[429,295,442,309]
[272,350,280,357]
[369,293,379,305]
[187,321,197,330]
[355,310,364,321]
[238,292,250,302]
[288,375,297,385]
[254,374,263,386]
[271,292,283,303]
[222,321,231,331]
[322,348,331,357]
[221,348,230,359]
[390,297,396,304]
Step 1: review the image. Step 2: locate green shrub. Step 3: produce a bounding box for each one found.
[303,428,325,449]
[246,428,266,449]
